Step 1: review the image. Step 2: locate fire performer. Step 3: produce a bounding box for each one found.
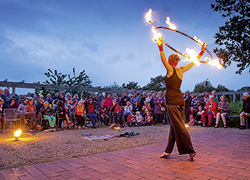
[157,36,207,161]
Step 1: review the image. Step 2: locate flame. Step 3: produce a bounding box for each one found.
[145,9,153,24]
[14,129,22,137]
[166,17,177,30]
[205,57,223,69]
[151,27,162,43]
[186,48,200,66]
[193,35,203,45]
[185,124,189,128]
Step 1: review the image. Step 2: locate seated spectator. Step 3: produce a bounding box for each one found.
[40,101,56,129]
[202,95,217,127]
[145,112,154,126]
[187,107,197,123]
[75,101,86,129]
[45,94,53,105]
[212,90,219,103]
[24,99,42,132]
[99,101,109,126]
[239,92,250,129]
[4,88,12,107]
[8,98,19,109]
[124,101,133,123]
[86,99,98,128]
[127,113,136,126]
[132,100,141,114]
[57,100,73,130]
[142,101,151,117]
[187,114,197,126]
[195,106,204,124]
[110,100,124,127]
[215,95,230,128]
[36,97,44,116]
[135,111,144,126]
[191,94,200,112]
[0,98,7,133]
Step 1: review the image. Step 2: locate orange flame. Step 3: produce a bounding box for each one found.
[151,27,162,43]
[166,17,177,30]
[145,9,153,24]
[193,35,203,45]
[205,57,223,69]
[186,48,200,66]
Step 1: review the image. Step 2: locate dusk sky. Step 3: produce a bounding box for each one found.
[0,0,249,94]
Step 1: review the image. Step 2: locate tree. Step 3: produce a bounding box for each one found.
[211,0,250,74]
[142,75,165,91]
[216,84,230,92]
[121,81,140,90]
[192,79,215,93]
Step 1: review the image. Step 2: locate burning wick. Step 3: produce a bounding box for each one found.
[14,129,22,141]
[185,124,189,130]
[114,127,120,132]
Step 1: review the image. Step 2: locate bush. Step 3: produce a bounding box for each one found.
[226,101,242,128]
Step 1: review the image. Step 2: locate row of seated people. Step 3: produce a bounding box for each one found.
[185,92,250,129]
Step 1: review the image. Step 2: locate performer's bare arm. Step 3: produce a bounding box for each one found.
[157,37,173,76]
[180,43,207,73]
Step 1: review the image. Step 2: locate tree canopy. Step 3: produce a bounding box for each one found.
[211,0,250,74]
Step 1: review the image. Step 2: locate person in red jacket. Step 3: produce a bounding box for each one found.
[110,100,124,127]
[202,95,217,127]
[86,99,97,128]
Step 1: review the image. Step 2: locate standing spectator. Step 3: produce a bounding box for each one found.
[131,92,140,105]
[96,94,104,106]
[53,93,59,100]
[146,93,152,103]
[239,92,250,129]
[215,96,230,128]
[212,90,219,103]
[58,92,66,103]
[202,96,217,127]
[154,92,165,124]
[120,93,130,107]
[184,91,192,122]
[140,92,147,108]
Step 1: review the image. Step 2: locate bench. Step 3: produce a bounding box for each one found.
[227,116,249,129]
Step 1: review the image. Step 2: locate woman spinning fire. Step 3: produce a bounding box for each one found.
[157,36,207,161]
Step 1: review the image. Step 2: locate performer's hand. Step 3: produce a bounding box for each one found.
[157,36,163,46]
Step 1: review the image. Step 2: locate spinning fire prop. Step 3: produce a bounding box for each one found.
[145,9,223,69]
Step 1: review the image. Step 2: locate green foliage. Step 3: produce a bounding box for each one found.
[104,81,121,89]
[211,0,250,74]
[237,86,250,91]
[121,81,140,90]
[142,75,165,91]
[216,84,230,92]
[192,79,215,93]
[229,101,242,116]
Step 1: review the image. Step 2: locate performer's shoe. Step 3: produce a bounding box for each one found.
[159,152,171,158]
[188,153,196,161]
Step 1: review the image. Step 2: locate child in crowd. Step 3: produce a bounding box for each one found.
[99,102,109,126]
[187,114,197,126]
[135,111,144,126]
[40,101,56,130]
[145,112,154,126]
[195,106,204,125]
[127,113,136,126]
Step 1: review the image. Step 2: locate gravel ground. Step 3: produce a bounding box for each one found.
[0,125,249,169]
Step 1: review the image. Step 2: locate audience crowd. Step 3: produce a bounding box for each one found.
[0,87,249,133]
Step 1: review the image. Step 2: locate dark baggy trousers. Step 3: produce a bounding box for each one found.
[165,105,195,155]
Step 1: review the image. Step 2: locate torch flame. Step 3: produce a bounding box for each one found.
[205,57,223,69]
[166,17,177,30]
[193,35,203,45]
[186,48,200,66]
[151,27,162,43]
[14,129,22,137]
[145,9,153,24]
